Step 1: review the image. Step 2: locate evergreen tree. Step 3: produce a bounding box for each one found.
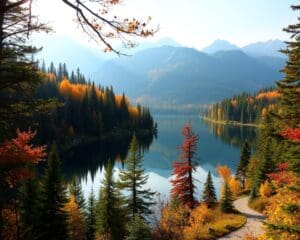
[236,142,251,188]
[170,123,198,209]
[69,177,86,211]
[125,214,152,240]
[275,4,300,173]
[202,171,217,207]
[97,162,125,240]
[19,169,40,240]
[220,181,234,213]
[118,135,155,218]
[38,144,69,240]
[86,190,96,240]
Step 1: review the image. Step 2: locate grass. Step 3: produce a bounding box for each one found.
[193,207,247,239]
[248,197,268,213]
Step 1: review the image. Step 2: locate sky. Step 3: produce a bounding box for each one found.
[33,0,299,50]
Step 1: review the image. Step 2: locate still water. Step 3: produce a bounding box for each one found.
[65,115,257,200]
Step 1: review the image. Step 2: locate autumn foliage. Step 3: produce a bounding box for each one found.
[0,129,46,188]
[260,163,300,240]
[170,123,199,209]
[280,127,300,142]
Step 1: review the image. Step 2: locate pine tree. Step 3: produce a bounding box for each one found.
[97,162,125,240]
[202,171,217,207]
[19,169,40,240]
[236,142,251,188]
[275,4,300,173]
[38,144,69,240]
[125,214,152,240]
[170,123,198,209]
[69,177,86,211]
[118,135,155,218]
[220,181,234,213]
[86,190,96,240]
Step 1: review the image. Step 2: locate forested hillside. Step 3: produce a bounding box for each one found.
[204,89,280,124]
[33,63,156,147]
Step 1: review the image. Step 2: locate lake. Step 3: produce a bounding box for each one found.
[67,115,257,200]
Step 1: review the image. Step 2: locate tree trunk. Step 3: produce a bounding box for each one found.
[0,0,7,62]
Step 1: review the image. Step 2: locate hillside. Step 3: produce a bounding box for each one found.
[94,46,284,105]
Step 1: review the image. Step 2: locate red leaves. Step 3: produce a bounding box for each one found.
[170,123,198,209]
[267,163,297,186]
[280,127,300,142]
[0,129,46,188]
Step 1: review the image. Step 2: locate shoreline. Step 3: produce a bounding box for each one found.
[201,117,261,128]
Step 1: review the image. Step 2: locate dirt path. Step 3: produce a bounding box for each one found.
[218,197,265,239]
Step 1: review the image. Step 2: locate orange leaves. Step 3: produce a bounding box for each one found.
[256,91,280,100]
[59,78,88,101]
[0,129,46,188]
[59,78,103,101]
[216,165,231,181]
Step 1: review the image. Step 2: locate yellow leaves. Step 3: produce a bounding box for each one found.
[259,181,273,198]
[228,177,241,198]
[261,107,267,117]
[262,171,300,240]
[217,108,222,121]
[183,204,213,239]
[158,204,189,239]
[65,195,86,240]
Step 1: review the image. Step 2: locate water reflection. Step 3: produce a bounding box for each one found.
[62,115,257,199]
[202,119,257,149]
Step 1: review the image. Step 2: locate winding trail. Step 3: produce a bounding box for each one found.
[218,197,265,239]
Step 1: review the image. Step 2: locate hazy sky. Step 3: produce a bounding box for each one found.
[34,0,299,50]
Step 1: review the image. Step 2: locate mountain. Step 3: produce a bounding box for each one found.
[202,39,239,54]
[94,46,284,105]
[242,39,286,58]
[32,34,103,77]
[118,37,183,55]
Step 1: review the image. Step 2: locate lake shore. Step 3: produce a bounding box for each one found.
[201,117,262,128]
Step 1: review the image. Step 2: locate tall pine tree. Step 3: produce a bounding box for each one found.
[86,190,96,240]
[38,144,69,240]
[118,135,155,218]
[276,4,300,173]
[236,142,251,189]
[170,123,199,209]
[97,162,125,240]
[220,181,234,213]
[202,171,217,207]
[69,177,86,211]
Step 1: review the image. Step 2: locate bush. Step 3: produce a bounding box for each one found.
[248,197,268,213]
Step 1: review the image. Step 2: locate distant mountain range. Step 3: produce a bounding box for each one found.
[35,35,286,106]
[94,46,284,104]
[202,39,286,58]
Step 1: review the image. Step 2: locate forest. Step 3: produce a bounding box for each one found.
[204,89,279,125]
[0,0,299,240]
